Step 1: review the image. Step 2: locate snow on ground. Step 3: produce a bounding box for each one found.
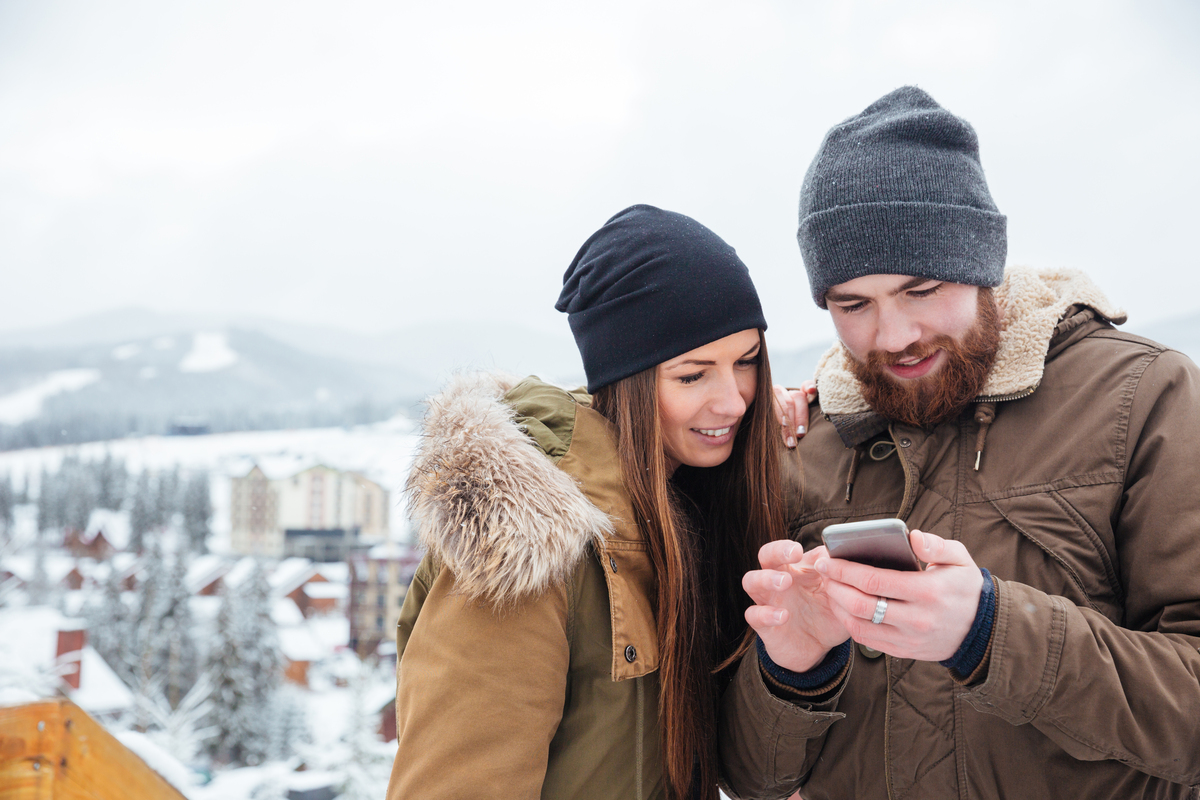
[0,417,419,545]
[178,332,238,373]
[0,368,102,425]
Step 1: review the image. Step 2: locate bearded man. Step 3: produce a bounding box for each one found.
[719,87,1200,800]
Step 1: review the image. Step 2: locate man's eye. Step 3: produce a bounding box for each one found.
[836,302,867,314]
[909,284,942,298]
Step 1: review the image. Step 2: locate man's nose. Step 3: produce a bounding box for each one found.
[875,305,923,353]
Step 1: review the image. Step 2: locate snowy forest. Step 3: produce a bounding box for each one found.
[0,450,401,800]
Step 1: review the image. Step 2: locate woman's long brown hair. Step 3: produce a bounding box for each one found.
[591,330,784,800]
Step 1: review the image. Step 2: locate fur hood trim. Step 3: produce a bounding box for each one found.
[404,372,612,606]
[815,266,1125,415]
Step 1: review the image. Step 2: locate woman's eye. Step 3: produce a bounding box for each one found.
[679,373,703,385]
[736,357,760,368]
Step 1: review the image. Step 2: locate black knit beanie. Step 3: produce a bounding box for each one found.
[556,204,767,392]
[798,86,1007,308]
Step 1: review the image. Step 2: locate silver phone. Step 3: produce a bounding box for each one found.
[820,518,921,571]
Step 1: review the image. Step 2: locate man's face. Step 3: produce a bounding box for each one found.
[825,274,1002,428]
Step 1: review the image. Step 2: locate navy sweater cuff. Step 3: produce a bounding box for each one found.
[757,636,853,691]
[939,567,995,677]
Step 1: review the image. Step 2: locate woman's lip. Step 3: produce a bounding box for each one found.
[887,350,942,379]
[690,425,737,446]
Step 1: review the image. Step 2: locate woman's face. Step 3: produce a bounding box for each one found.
[655,328,760,474]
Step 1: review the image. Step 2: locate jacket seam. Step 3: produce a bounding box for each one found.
[990,500,1102,613]
[1047,489,1124,608]
[895,750,956,800]
[956,471,1122,504]
[1115,349,1160,488]
[1026,596,1067,720]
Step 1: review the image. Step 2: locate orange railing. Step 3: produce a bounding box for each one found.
[0,699,187,800]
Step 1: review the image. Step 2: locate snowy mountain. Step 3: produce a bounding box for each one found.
[0,326,430,449]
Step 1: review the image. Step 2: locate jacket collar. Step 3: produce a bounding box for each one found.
[814,266,1125,447]
[405,372,612,607]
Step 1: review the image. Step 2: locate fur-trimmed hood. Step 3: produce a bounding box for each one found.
[814,265,1126,416]
[404,372,612,606]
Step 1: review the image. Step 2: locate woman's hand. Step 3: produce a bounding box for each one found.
[815,530,983,662]
[774,381,817,449]
[742,540,850,673]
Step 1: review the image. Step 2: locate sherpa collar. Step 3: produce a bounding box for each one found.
[814,266,1125,421]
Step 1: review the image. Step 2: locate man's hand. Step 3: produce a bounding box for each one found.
[815,530,983,662]
[743,540,851,672]
[774,381,817,449]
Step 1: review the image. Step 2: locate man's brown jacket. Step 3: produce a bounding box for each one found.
[720,267,1200,799]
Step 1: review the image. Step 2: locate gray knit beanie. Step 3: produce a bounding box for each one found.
[798,86,1007,307]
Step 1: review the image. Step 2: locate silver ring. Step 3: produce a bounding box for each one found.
[871,597,888,625]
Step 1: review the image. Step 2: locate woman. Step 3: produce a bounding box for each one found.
[386,205,785,800]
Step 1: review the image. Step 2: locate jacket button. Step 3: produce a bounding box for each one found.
[624,645,637,663]
[858,643,883,659]
[899,438,912,448]
[609,555,618,573]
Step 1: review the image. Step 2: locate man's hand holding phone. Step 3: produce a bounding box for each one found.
[744,521,985,671]
[815,524,983,663]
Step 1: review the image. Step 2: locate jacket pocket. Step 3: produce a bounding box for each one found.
[986,490,1124,621]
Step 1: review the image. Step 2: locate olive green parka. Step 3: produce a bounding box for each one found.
[386,374,664,800]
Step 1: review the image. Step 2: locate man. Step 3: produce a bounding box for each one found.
[719,86,1200,799]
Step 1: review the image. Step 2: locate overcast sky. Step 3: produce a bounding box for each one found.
[2,0,1198,352]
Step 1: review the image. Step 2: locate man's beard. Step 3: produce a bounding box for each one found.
[849,288,1002,429]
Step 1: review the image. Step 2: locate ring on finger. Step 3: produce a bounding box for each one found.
[871,596,888,625]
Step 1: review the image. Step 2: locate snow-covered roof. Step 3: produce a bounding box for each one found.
[314,562,348,584]
[85,508,130,550]
[185,553,231,594]
[271,597,305,628]
[0,606,133,716]
[229,455,320,482]
[221,556,258,589]
[74,646,135,715]
[306,616,349,652]
[278,627,324,663]
[301,582,346,600]
[1,553,79,585]
[270,557,318,597]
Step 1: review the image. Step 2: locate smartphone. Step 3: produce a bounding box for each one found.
[820,518,921,571]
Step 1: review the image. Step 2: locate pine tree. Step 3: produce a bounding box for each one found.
[35,468,56,535]
[181,473,212,554]
[158,551,199,709]
[0,473,13,540]
[129,472,155,554]
[155,467,181,529]
[85,566,134,687]
[339,657,391,800]
[140,670,218,765]
[206,561,282,766]
[94,453,128,511]
[27,528,51,606]
[207,585,254,765]
[131,538,167,730]
[62,466,96,534]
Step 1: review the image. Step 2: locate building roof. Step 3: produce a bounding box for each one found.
[270,557,319,597]
[85,508,130,551]
[278,626,325,663]
[0,606,134,716]
[301,582,346,600]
